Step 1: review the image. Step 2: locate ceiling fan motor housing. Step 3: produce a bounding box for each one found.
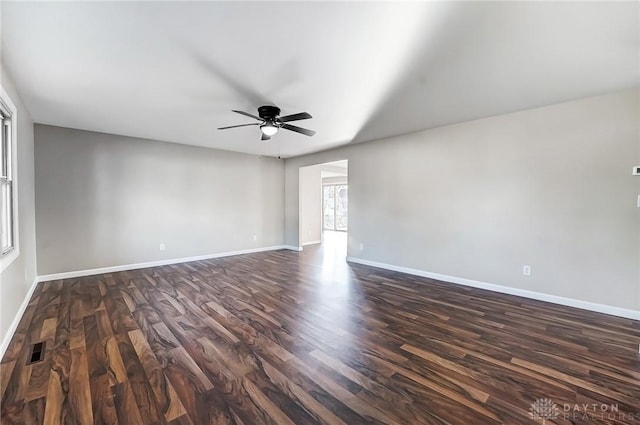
[258,105,281,120]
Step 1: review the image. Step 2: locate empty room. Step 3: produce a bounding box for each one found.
[0,1,639,424]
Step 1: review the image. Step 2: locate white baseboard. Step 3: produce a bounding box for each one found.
[0,278,39,361]
[346,257,640,320]
[37,245,294,282]
[302,240,321,246]
[283,245,303,251]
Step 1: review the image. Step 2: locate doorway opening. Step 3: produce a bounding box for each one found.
[298,160,348,256]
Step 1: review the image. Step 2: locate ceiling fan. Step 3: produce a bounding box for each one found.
[218,105,316,141]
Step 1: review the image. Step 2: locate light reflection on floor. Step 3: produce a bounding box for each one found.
[298,231,361,355]
[301,230,354,290]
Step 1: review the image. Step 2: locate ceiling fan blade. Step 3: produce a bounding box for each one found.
[261,133,271,141]
[278,112,312,123]
[281,123,316,137]
[218,123,260,130]
[232,110,262,121]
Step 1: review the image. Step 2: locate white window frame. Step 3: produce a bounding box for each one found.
[322,183,348,232]
[0,85,19,273]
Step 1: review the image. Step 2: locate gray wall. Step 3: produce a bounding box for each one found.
[0,67,37,345]
[285,89,640,311]
[35,125,285,275]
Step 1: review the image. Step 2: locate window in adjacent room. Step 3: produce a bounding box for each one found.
[0,88,17,267]
[323,184,348,231]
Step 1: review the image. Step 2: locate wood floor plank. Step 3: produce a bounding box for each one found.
[287,353,400,425]
[68,347,94,425]
[0,360,16,400]
[168,347,214,392]
[258,356,348,425]
[23,397,46,424]
[89,374,118,425]
[112,381,146,425]
[114,331,164,425]
[241,378,296,425]
[24,317,58,401]
[1,245,639,425]
[129,329,188,422]
[41,369,62,425]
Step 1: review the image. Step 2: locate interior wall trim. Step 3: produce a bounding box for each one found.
[301,240,321,246]
[37,245,298,283]
[283,245,303,252]
[0,278,39,360]
[346,256,639,320]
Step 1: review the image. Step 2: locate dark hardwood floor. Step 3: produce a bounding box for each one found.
[1,236,639,424]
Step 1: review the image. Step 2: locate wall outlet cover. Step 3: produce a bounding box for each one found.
[633,166,640,175]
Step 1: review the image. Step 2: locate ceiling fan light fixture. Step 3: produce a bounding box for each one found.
[220,106,314,140]
[260,122,279,136]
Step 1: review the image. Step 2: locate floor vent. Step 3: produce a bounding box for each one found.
[27,341,45,365]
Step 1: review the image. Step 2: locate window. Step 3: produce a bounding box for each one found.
[0,87,17,269]
[323,184,348,231]
[1,107,14,255]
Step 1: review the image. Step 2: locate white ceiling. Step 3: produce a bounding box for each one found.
[1,1,638,158]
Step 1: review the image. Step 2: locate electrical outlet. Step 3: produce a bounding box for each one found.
[523,265,531,276]
[159,243,165,251]
[359,243,364,251]
[252,235,257,241]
